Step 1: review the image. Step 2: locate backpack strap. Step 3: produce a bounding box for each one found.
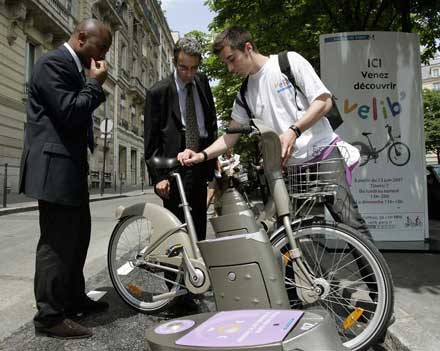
[278,51,342,129]
[237,76,253,119]
[278,51,303,111]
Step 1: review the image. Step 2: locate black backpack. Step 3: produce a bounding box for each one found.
[238,51,343,130]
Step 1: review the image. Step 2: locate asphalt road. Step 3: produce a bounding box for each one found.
[0,193,387,351]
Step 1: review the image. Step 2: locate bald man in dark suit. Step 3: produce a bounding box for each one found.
[19,19,112,338]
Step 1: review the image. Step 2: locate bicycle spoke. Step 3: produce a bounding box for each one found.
[109,216,182,312]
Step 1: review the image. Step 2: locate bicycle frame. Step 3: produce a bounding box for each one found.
[114,119,320,301]
[110,120,395,351]
[115,171,209,298]
[363,125,395,155]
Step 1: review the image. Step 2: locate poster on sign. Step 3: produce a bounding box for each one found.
[319,32,428,241]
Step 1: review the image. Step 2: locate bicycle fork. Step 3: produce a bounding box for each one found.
[282,215,330,304]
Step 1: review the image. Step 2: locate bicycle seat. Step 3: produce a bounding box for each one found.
[362,132,372,136]
[147,156,180,170]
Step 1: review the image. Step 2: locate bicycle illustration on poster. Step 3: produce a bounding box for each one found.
[352,124,411,167]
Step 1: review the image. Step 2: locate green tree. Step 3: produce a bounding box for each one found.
[202,0,440,165]
[423,89,440,163]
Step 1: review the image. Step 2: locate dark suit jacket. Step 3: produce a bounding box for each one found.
[19,45,106,206]
[144,72,217,183]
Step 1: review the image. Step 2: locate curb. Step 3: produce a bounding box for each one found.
[0,192,149,216]
[383,328,410,351]
[382,305,440,351]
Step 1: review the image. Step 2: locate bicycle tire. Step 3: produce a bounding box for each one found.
[351,141,371,167]
[108,215,182,313]
[388,142,410,166]
[271,219,394,351]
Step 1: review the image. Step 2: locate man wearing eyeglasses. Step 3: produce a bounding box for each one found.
[144,36,217,241]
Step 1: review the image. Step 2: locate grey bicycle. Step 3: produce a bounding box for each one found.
[107,119,394,351]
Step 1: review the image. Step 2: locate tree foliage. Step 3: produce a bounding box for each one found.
[423,89,440,163]
[200,0,440,164]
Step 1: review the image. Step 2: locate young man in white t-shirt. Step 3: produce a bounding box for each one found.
[178,27,371,241]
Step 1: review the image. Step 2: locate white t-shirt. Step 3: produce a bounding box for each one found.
[231,52,337,164]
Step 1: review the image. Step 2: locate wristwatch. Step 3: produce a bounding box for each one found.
[289,125,302,138]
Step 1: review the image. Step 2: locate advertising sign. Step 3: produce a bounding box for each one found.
[320,32,428,241]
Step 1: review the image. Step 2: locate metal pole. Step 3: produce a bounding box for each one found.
[119,172,123,194]
[100,118,108,196]
[2,163,7,208]
[114,171,117,192]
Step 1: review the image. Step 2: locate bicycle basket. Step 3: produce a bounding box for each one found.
[286,153,344,201]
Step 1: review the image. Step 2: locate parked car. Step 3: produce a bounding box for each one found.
[427,164,440,219]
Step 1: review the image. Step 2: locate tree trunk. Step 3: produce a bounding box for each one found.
[399,0,411,32]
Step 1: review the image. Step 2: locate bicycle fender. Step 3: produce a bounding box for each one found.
[269,215,319,243]
[115,203,197,258]
[115,202,182,236]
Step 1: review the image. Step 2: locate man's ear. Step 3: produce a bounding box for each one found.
[245,42,253,54]
[78,31,87,46]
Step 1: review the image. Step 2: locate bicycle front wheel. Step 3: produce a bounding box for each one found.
[271,220,394,351]
[108,215,182,313]
[388,142,410,166]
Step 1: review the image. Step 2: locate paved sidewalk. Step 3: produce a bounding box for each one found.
[0,192,439,351]
[381,220,440,351]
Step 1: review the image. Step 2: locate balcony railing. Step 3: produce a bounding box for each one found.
[46,0,71,19]
[140,1,160,43]
[119,119,129,130]
[129,76,146,97]
[22,0,76,42]
[120,68,129,81]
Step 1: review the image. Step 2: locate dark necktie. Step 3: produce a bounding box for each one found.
[81,69,95,153]
[185,83,200,152]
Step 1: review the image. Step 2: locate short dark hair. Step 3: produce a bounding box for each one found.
[212,27,258,56]
[173,36,202,63]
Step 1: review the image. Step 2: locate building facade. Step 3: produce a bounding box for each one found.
[421,54,440,164]
[421,53,440,90]
[0,0,175,193]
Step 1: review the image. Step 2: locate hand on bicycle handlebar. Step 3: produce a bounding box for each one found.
[177,148,203,167]
[280,128,297,166]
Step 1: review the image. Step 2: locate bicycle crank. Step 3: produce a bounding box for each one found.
[168,244,210,294]
[183,260,210,294]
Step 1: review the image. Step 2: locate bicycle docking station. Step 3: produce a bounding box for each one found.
[146,187,346,351]
[146,309,344,351]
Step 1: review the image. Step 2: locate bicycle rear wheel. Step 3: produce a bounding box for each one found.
[271,220,394,351]
[351,141,370,166]
[108,215,182,313]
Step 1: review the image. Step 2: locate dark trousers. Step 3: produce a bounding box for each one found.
[163,167,208,241]
[34,196,91,327]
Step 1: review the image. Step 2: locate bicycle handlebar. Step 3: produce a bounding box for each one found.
[225,126,254,135]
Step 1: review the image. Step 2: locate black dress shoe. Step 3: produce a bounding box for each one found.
[178,294,200,312]
[35,319,93,339]
[66,297,109,318]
